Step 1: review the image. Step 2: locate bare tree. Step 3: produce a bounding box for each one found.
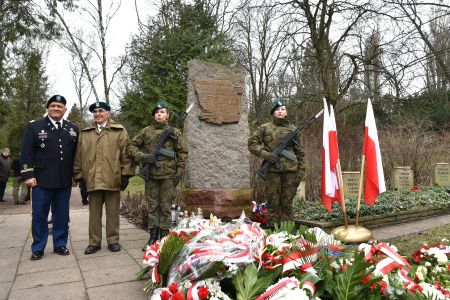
[47,0,126,104]
[232,0,294,125]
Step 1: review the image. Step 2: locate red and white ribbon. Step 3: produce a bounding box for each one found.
[256,277,299,300]
[187,281,204,300]
[282,249,318,274]
[302,281,316,295]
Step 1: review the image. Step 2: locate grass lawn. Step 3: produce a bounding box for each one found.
[123,175,145,194]
[386,223,450,256]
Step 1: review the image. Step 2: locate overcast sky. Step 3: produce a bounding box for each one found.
[45,0,153,114]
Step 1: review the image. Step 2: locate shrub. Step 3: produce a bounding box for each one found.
[293,185,450,222]
[120,192,149,229]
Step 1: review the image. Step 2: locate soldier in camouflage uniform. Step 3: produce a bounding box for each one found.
[128,101,188,249]
[248,100,305,224]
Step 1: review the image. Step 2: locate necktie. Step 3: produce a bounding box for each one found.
[99,126,104,132]
[56,121,61,131]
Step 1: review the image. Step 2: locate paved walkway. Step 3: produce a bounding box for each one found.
[0,188,149,300]
[0,187,450,299]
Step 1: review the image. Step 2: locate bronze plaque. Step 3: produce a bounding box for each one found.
[195,80,242,124]
[342,171,362,199]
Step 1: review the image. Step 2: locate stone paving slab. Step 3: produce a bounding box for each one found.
[8,281,87,300]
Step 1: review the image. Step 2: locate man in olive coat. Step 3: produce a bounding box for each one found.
[248,100,305,225]
[73,101,134,254]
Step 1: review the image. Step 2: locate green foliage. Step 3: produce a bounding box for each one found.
[324,251,380,300]
[232,263,280,300]
[295,185,450,222]
[0,49,48,154]
[158,234,186,276]
[121,0,234,128]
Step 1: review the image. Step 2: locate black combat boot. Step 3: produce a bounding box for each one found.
[142,228,159,251]
[160,228,169,240]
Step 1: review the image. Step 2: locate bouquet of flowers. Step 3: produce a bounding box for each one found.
[167,214,266,285]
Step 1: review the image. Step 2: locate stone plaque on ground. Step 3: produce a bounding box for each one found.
[432,163,450,186]
[182,59,252,218]
[195,80,242,124]
[342,171,362,199]
[390,166,414,191]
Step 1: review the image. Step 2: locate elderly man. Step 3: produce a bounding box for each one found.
[0,147,11,202]
[73,101,134,255]
[20,95,79,260]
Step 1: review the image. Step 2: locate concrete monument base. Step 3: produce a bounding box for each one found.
[180,188,253,219]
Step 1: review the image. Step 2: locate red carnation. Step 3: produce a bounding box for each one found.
[168,283,179,294]
[171,292,185,300]
[197,286,209,300]
[160,290,172,300]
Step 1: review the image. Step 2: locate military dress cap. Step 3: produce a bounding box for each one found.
[46,95,67,108]
[151,101,168,116]
[89,101,111,112]
[270,99,286,115]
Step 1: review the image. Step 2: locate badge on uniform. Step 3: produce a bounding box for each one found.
[69,128,77,137]
[40,143,45,148]
[38,130,48,139]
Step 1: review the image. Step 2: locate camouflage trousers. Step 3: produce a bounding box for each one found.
[264,172,298,225]
[145,178,174,229]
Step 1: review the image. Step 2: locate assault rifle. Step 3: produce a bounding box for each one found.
[257,109,324,180]
[139,104,193,180]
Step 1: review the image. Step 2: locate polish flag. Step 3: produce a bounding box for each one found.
[362,99,386,205]
[322,99,341,212]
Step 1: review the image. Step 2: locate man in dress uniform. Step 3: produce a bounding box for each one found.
[20,95,79,260]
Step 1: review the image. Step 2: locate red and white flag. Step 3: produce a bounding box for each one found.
[321,99,341,212]
[362,99,386,205]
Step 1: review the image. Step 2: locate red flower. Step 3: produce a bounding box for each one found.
[197,286,209,300]
[171,292,185,300]
[160,290,172,300]
[168,283,179,294]
[411,185,419,191]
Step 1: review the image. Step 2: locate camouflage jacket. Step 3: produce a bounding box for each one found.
[128,122,188,179]
[248,117,305,175]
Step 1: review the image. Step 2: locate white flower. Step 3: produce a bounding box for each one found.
[420,282,446,299]
[282,288,310,300]
[425,261,432,267]
[415,265,427,281]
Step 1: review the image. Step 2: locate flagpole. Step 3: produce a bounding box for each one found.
[336,159,348,229]
[355,155,366,228]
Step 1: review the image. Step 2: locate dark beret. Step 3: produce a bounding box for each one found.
[151,101,168,116]
[270,99,286,115]
[46,95,67,108]
[89,101,111,112]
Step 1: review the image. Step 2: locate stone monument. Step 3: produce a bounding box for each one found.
[390,166,414,191]
[432,163,450,187]
[181,59,252,218]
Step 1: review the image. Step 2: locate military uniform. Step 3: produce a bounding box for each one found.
[20,116,78,254]
[248,117,305,223]
[129,122,188,231]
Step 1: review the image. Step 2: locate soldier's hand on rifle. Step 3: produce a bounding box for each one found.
[262,151,279,164]
[141,153,156,163]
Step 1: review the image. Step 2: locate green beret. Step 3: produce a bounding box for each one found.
[89,101,111,112]
[151,101,168,116]
[270,99,286,115]
[46,95,67,108]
